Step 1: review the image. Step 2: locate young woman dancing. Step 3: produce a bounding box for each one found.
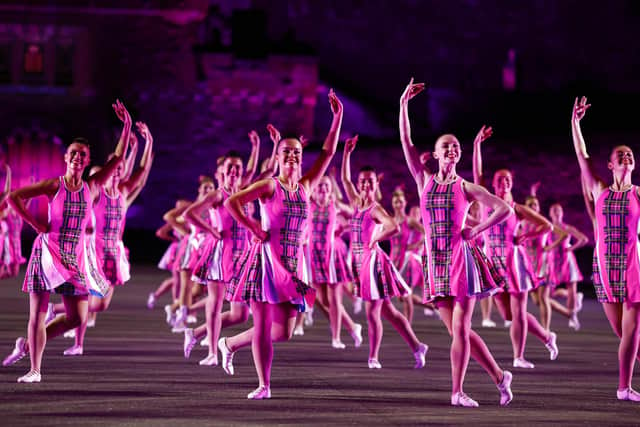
[400,79,513,407]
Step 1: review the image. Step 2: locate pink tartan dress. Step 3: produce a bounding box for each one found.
[226,178,315,311]
[486,201,539,294]
[23,177,110,297]
[592,186,640,303]
[390,218,424,288]
[309,199,350,286]
[6,209,26,266]
[192,189,248,285]
[93,188,130,286]
[548,228,583,286]
[522,227,554,286]
[350,204,410,301]
[158,238,180,271]
[420,176,503,302]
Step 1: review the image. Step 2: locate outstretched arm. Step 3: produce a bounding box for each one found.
[580,169,596,226]
[340,136,360,205]
[571,97,605,198]
[88,100,132,192]
[565,224,589,252]
[472,125,493,186]
[121,121,154,197]
[240,130,260,187]
[399,78,429,191]
[250,124,280,184]
[462,181,514,239]
[126,152,154,208]
[122,134,138,181]
[300,89,343,191]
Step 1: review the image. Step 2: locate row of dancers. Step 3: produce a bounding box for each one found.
[2,83,639,407]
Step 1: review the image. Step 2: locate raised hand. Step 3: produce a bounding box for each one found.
[419,151,431,165]
[377,172,384,183]
[344,135,358,154]
[328,89,343,117]
[266,124,281,145]
[400,78,426,105]
[136,121,151,142]
[530,181,541,197]
[248,130,260,147]
[112,99,132,125]
[572,96,591,122]
[474,125,493,145]
[299,135,309,148]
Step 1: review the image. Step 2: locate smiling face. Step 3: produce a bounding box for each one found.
[314,176,332,204]
[64,143,90,174]
[608,145,635,174]
[357,170,378,198]
[278,138,303,177]
[223,157,243,190]
[492,169,513,196]
[433,134,461,166]
[198,179,215,197]
[392,192,407,214]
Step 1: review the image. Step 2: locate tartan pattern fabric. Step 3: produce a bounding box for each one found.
[57,182,88,286]
[7,211,25,264]
[349,210,365,284]
[422,181,455,293]
[311,203,331,283]
[486,212,509,284]
[99,193,123,283]
[595,189,631,301]
[230,207,248,275]
[279,186,308,274]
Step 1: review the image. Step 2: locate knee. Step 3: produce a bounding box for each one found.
[238,309,250,323]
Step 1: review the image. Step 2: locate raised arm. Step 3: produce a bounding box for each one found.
[183,191,222,240]
[580,168,596,226]
[8,178,59,234]
[88,100,132,192]
[513,204,553,245]
[250,124,280,184]
[399,78,428,190]
[120,121,154,196]
[300,89,343,191]
[369,204,400,249]
[340,135,359,205]
[122,134,138,181]
[0,164,11,205]
[240,130,260,187]
[224,178,275,242]
[571,97,605,197]
[126,152,154,208]
[472,125,493,186]
[462,181,514,240]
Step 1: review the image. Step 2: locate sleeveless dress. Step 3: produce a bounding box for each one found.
[522,227,553,286]
[390,218,424,288]
[420,176,503,302]
[23,177,110,297]
[486,201,539,294]
[192,188,248,285]
[548,228,583,286]
[350,204,410,301]
[94,188,130,286]
[226,178,314,311]
[0,219,10,266]
[592,186,640,303]
[309,199,343,285]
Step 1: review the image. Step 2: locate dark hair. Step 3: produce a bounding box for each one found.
[69,137,90,149]
[216,156,226,167]
[224,150,243,161]
[198,175,214,185]
[359,165,376,174]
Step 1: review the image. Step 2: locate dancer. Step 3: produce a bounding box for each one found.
[473,125,559,369]
[50,120,154,355]
[2,100,129,382]
[571,96,640,402]
[400,79,513,407]
[148,222,180,309]
[218,89,343,400]
[547,202,588,330]
[341,135,428,369]
[389,188,425,324]
[308,175,362,348]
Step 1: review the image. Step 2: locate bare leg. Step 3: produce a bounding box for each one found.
[480,297,493,322]
[205,281,225,357]
[27,293,50,373]
[400,294,415,324]
[603,302,640,388]
[380,299,421,351]
[365,300,383,361]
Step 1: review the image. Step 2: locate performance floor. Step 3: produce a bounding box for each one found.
[0,264,638,426]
